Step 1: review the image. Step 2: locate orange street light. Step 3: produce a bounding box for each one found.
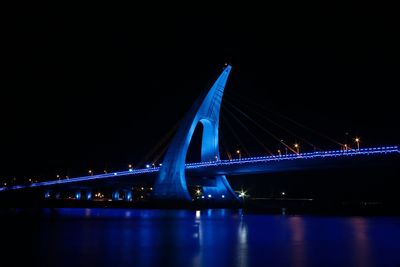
[355,137,360,150]
[294,143,299,154]
[236,149,241,160]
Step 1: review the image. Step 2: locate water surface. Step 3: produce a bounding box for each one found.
[2,208,400,267]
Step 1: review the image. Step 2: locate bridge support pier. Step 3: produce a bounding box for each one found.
[124,190,133,202]
[202,175,239,201]
[112,191,120,201]
[85,191,92,201]
[75,191,81,200]
[44,190,51,199]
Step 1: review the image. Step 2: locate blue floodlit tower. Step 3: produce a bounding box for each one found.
[153,65,239,202]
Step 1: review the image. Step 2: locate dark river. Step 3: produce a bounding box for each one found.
[2,208,400,267]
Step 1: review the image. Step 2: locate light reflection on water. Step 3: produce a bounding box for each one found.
[350,217,371,267]
[2,208,400,267]
[288,216,306,267]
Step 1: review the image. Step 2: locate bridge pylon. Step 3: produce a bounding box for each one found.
[153,65,239,202]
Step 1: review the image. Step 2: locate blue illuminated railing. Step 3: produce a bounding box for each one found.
[0,146,398,191]
[186,145,400,169]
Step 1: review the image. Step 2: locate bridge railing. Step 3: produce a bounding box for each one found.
[186,146,400,169]
[1,146,398,191]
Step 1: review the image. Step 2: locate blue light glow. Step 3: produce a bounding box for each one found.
[1,63,396,205]
[0,146,398,192]
[125,191,133,201]
[112,191,120,201]
[153,64,237,201]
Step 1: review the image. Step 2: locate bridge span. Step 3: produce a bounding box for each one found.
[1,65,399,203]
[1,146,398,192]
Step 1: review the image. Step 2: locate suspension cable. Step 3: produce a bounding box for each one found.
[222,105,274,155]
[224,98,321,151]
[226,91,343,146]
[220,113,251,157]
[223,100,298,154]
[136,117,181,168]
[220,127,233,160]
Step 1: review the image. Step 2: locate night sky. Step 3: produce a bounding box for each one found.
[2,3,399,183]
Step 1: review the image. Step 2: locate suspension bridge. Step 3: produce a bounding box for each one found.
[1,65,399,203]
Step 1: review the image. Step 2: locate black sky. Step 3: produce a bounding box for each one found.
[2,3,399,181]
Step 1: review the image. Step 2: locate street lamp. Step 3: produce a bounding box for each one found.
[280,139,288,155]
[238,189,247,199]
[236,149,241,160]
[195,189,202,196]
[88,170,93,176]
[355,137,360,150]
[277,149,281,156]
[294,143,299,154]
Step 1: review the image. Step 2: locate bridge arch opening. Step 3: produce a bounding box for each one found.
[185,123,203,164]
[185,119,220,196]
[186,119,219,163]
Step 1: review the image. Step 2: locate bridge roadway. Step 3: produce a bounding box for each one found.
[1,146,399,191]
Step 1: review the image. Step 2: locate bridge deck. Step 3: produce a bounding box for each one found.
[1,146,398,191]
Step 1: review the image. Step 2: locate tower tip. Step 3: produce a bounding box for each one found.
[223,63,232,70]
